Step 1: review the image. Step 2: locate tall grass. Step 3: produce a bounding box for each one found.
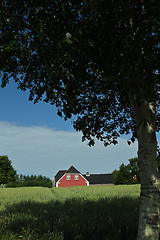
[50,184,140,201]
[0,185,140,240]
[0,187,55,210]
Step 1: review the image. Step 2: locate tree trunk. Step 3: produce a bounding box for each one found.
[129,95,160,240]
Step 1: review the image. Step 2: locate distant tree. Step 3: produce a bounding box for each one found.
[19,174,23,182]
[113,164,131,185]
[30,174,34,181]
[1,1,160,239]
[128,158,140,183]
[113,158,140,185]
[0,156,17,184]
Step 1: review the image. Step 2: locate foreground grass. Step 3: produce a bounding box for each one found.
[0,185,140,240]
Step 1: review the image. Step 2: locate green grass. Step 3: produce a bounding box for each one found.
[0,187,55,210]
[0,185,140,240]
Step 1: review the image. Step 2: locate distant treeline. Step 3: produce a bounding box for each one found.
[6,174,52,188]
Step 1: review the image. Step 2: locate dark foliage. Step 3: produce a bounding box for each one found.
[6,174,52,188]
[0,155,17,185]
[113,158,140,185]
[1,0,160,146]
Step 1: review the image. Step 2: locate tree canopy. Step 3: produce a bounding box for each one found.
[0,155,17,185]
[113,157,140,184]
[1,1,160,239]
[1,0,160,146]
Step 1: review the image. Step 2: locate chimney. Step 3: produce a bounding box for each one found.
[86,172,90,176]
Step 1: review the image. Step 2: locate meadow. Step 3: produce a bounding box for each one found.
[0,185,140,240]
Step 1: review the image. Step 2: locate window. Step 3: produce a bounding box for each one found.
[67,175,70,180]
[75,175,79,180]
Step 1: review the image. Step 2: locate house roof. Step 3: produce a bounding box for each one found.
[83,174,114,185]
[66,166,80,174]
[55,170,66,182]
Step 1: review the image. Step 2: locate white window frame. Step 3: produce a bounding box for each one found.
[67,175,71,180]
[75,175,79,180]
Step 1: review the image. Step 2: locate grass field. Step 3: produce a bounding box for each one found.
[0,185,140,240]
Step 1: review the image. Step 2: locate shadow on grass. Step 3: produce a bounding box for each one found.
[0,197,139,240]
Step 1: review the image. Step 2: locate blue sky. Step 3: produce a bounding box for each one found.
[0,80,138,179]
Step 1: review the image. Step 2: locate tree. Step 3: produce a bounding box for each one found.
[113,158,140,184]
[0,155,17,184]
[128,157,140,183]
[113,163,131,185]
[1,1,160,239]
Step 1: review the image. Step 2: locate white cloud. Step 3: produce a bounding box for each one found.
[0,121,138,179]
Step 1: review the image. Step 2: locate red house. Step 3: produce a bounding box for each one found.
[55,166,89,187]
